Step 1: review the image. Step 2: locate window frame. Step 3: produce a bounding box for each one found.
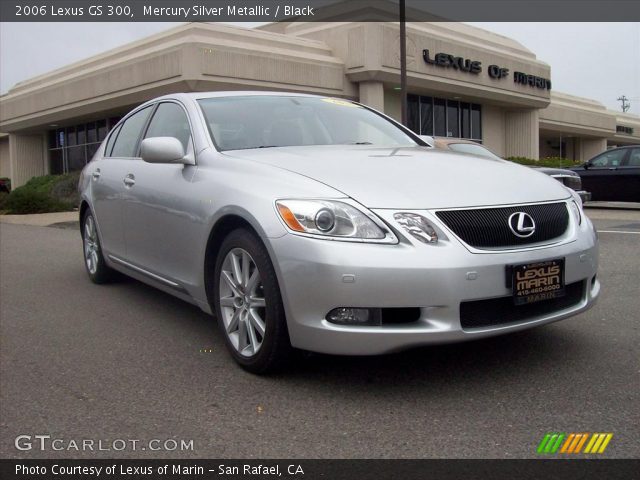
[590,148,629,168]
[140,100,195,156]
[107,104,155,159]
[621,148,640,167]
[103,124,122,158]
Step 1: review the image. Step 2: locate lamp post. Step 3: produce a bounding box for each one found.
[399,0,408,126]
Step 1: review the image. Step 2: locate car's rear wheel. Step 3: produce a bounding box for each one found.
[213,229,292,374]
[82,210,115,284]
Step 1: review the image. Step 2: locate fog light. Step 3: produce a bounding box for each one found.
[326,307,381,326]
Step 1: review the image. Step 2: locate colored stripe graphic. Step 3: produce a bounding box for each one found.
[573,433,589,453]
[538,432,612,454]
[537,434,552,454]
[584,433,614,454]
[560,434,575,453]
[564,433,588,454]
[537,433,565,454]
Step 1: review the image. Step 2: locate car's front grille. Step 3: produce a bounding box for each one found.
[435,202,569,249]
[459,281,584,330]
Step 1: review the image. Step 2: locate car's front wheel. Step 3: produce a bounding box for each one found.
[82,210,116,284]
[213,229,292,374]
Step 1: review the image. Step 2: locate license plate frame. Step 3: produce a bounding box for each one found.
[511,258,566,305]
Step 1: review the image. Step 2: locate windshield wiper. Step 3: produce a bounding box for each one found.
[350,141,373,145]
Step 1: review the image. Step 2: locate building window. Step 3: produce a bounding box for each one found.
[407,94,482,142]
[48,116,121,174]
[616,125,634,135]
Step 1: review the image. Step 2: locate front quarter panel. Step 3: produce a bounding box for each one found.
[188,149,346,305]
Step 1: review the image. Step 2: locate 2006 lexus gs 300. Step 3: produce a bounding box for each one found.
[79,92,599,373]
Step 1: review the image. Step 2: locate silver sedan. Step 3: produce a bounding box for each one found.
[79,92,600,373]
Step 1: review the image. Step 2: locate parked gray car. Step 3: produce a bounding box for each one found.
[79,92,600,373]
[426,136,592,203]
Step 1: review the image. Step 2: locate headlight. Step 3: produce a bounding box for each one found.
[565,175,582,191]
[275,199,397,243]
[394,212,438,244]
[569,199,582,226]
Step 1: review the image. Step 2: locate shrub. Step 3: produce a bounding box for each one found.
[4,172,79,214]
[0,177,10,193]
[0,191,9,213]
[5,189,72,214]
[50,171,80,206]
[507,156,582,168]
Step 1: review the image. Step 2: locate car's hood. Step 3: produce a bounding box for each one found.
[224,146,571,209]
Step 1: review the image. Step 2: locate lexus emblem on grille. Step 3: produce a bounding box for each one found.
[508,212,536,238]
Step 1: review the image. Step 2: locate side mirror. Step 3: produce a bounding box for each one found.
[419,135,435,147]
[140,137,187,164]
[583,161,591,170]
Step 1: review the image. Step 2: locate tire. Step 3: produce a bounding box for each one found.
[81,209,116,284]
[213,228,293,374]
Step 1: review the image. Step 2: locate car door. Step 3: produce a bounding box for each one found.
[92,105,154,260]
[90,124,125,257]
[580,148,629,200]
[618,147,640,202]
[120,101,201,285]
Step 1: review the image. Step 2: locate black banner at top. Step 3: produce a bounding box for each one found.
[0,0,639,22]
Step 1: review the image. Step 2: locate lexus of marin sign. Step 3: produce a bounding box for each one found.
[422,49,551,90]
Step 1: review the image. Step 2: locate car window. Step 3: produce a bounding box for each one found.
[590,149,626,168]
[144,102,191,151]
[627,148,640,167]
[446,142,502,160]
[110,106,153,158]
[103,124,122,157]
[198,96,418,151]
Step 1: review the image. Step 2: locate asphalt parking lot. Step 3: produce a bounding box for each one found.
[1,209,638,459]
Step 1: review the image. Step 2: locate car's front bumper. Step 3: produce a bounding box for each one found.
[268,209,599,355]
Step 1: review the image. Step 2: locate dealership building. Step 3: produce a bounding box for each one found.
[1,16,639,187]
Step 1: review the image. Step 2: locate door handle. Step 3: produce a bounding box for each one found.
[123,174,136,187]
[608,167,618,170]
[92,169,101,180]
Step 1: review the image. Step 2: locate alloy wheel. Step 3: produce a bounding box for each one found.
[84,215,99,275]
[219,248,267,357]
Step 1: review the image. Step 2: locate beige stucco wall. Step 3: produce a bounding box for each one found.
[0,18,637,187]
[0,136,10,179]
[271,22,552,109]
[0,23,351,134]
[539,92,615,139]
[580,138,608,160]
[482,105,505,157]
[359,81,385,112]
[505,109,539,159]
[8,134,47,187]
[383,88,401,122]
[609,111,640,146]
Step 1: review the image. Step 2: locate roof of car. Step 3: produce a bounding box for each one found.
[153,91,333,103]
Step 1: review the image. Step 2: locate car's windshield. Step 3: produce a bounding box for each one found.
[198,96,418,151]
[447,142,502,160]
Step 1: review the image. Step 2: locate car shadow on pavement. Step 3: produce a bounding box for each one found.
[117,274,593,391]
[276,326,592,392]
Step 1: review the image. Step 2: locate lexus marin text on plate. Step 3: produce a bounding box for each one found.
[79,92,600,373]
